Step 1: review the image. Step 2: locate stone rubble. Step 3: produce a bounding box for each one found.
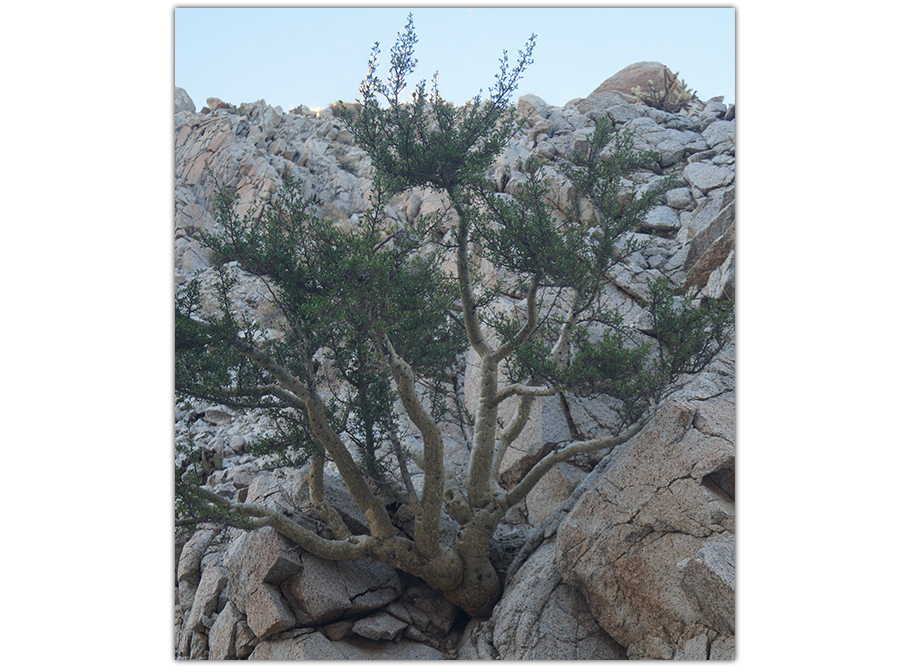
[174,59,736,660]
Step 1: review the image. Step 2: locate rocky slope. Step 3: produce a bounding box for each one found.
[174,61,736,660]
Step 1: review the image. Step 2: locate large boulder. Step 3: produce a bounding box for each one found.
[556,390,735,658]
[589,62,678,103]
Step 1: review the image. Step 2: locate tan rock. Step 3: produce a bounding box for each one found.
[590,62,676,103]
[557,394,736,650]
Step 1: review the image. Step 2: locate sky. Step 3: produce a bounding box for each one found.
[175,7,735,113]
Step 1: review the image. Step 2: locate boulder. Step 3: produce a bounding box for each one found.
[280,553,404,626]
[186,566,228,632]
[677,540,736,635]
[206,97,230,111]
[557,392,736,654]
[177,528,217,614]
[682,161,734,194]
[207,601,243,660]
[224,528,300,639]
[589,62,677,103]
[351,612,408,641]
[491,539,626,659]
[175,86,195,114]
[383,578,459,639]
[683,187,735,289]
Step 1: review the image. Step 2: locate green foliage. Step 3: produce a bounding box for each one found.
[350,14,535,196]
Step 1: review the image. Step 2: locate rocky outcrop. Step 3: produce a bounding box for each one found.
[555,347,735,659]
[174,60,736,659]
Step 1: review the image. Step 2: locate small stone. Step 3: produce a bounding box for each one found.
[351,612,408,641]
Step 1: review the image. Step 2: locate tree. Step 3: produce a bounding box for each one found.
[175,16,734,617]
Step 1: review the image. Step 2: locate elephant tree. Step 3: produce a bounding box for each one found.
[175,17,734,617]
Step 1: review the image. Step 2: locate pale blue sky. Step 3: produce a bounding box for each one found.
[175,7,735,112]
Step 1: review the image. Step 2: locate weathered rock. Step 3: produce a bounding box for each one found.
[590,61,678,103]
[177,528,217,614]
[249,630,444,660]
[701,249,735,300]
[245,583,296,639]
[683,161,734,194]
[702,119,735,151]
[525,462,587,525]
[709,634,736,660]
[382,578,458,638]
[684,187,735,288]
[641,204,681,233]
[207,600,242,660]
[557,393,736,653]
[186,566,228,632]
[175,86,195,114]
[280,553,404,626]
[678,540,736,635]
[206,97,230,111]
[351,611,408,641]
[517,93,549,125]
[322,619,354,641]
[224,528,300,639]
[455,619,499,660]
[491,539,626,659]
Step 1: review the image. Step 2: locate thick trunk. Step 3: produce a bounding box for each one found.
[442,503,504,617]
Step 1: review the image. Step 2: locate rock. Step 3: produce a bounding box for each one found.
[351,612,408,641]
[641,204,681,233]
[571,91,630,118]
[683,161,734,194]
[245,584,296,639]
[702,119,735,152]
[177,528,217,613]
[280,553,404,626]
[186,566,228,632]
[517,94,549,125]
[709,634,736,660]
[322,619,354,641]
[383,578,458,638]
[700,249,735,300]
[455,619,499,660]
[683,188,735,288]
[666,187,693,209]
[677,540,736,635]
[491,539,626,659]
[525,462,587,525]
[207,601,242,660]
[557,393,736,652]
[249,630,444,660]
[175,86,195,114]
[627,636,674,660]
[189,632,209,659]
[590,62,678,103]
[224,528,300,639]
[206,97,230,111]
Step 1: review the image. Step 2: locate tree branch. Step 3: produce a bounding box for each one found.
[491,382,558,408]
[501,420,645,510]
[452,196,491,357]
[308,449,352,540]
[178,484,376,560]
[376,331,444,559]
[494,274,540,362]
